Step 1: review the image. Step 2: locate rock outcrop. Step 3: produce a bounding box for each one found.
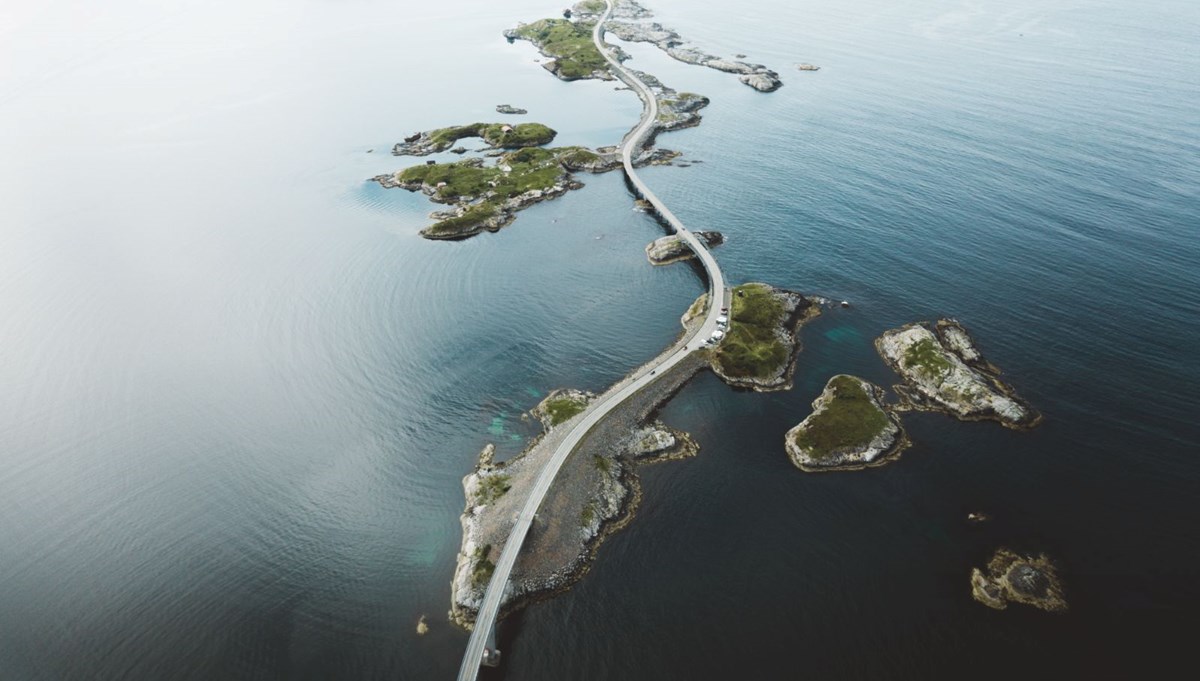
[496,104,528,115]
[785,375,909,472]
[645,231,723,265]
[971,548,1067,612]
[874,319,1041,429]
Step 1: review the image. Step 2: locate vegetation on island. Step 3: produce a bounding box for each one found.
[902,336,955,379]
[791,376,891,462]
[714,283,790,378]
[394,144,604,237]
[543,394,589,426]
[471,545,496,587]
[427,122,557,152]
[513,18,609,79]
[476,474,512,504]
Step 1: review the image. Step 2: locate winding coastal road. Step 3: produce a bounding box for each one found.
[456,2,727,677]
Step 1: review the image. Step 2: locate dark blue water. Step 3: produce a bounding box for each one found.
[1,0,1196,678]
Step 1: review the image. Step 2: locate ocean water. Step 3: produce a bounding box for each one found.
[1,0,1197,679]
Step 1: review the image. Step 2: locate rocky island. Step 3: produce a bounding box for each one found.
[971,548,1067,612]
[875,319,1041,429]
[645,231,723,265]
[705,283,825,391]
[785,375,909,472]
[504,16,614,82]
[374,144,621,239]
[495,104,528,115]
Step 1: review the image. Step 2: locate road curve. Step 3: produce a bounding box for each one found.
[456,3,727,678]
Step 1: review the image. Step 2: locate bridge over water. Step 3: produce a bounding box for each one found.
[456,2,728,677]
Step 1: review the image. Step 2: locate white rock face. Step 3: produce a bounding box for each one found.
[939,323,981,362]
[738,72,783,92]
[876,324,1031,425]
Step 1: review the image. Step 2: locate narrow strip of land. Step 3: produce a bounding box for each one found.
[457,2,727,677]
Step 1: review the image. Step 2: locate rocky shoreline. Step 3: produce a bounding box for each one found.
[785,375,910,472]
[373,145,628,240]
[645,230,723,265]
[971,548,1067,612]
[450,346,710,629]
[574,0,785,92]
[875,319,1041,429]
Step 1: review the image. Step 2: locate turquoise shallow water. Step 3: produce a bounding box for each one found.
[0,0,1197,678]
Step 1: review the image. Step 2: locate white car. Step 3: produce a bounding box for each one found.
[710,329,725,341]
[716,315,729,326]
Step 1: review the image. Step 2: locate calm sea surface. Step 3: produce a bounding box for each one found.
[1,0,1197,678]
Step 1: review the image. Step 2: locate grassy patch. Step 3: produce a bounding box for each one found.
[793,376,890,461]
[557,147,601,167]
[580,502,596,526]
[592,454,611,474]
[544,396,587,426]
[576,0,606,12]
[425,204,499,236]
[476,474,512,504]
[714,284,790,378]
[515,19,608,79]
[471,545,496,587]
[903,336,954,379]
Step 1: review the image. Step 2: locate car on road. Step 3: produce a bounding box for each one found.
[716,315,729,326]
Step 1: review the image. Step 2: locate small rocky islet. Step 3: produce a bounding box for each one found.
[785,375,908,472]
[971,548,1067,612]
[875,319,1041,429]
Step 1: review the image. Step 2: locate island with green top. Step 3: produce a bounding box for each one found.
[705,283,825,391]
[785,375,909,472]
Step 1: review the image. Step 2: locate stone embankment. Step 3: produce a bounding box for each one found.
[450,346,709,628]
[875,319,1041,429]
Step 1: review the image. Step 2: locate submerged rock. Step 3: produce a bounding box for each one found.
[785,375,909,472]
[795,63,821,71]
[874,319,1040,429]
[971,548,1067,612]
